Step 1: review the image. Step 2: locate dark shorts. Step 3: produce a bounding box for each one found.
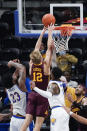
[26,91,49,117]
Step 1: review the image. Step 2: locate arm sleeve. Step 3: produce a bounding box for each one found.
[34,87,52,99]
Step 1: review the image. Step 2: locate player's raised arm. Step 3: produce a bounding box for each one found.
[51,47,57,68]
[47,24,54,48]
[34,27,47,51]
[8,60,27,92]
[30,81,52,98]
[44,24,54,68]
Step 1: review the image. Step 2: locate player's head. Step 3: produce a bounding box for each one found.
[48,83,60,95]
[75,84,86,96]
[63,71,71,82]
[2,68,19,89]
[51,67,62,80]
[2,71,13,89]
[30,50,42,64]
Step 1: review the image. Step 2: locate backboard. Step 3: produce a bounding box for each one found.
[14,0,87,38]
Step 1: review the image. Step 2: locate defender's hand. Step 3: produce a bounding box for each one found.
[30,81,36,90]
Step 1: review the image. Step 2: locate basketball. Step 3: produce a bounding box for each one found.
[42,13,56,27]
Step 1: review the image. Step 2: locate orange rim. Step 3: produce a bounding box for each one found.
[54,26,75,30]
[54,26,75,36]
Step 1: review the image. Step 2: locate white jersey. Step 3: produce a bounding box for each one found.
[48,80,65,108]
[48,81,69,131]
[34,81,69,131]
[6,84,26,116]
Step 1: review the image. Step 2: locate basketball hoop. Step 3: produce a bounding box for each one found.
[53,24,75,53]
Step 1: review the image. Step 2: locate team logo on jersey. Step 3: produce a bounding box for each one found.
[44,110,48,116]
[51,118,56,125]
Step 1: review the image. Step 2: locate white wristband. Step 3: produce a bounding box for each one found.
[70,111,73,115]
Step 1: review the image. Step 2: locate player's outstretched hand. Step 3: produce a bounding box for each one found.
[30,81,36,90]
[41,26,47,35]
[48,23,55,32]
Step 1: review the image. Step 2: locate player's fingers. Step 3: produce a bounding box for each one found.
[30,81,35,88]
[13,59,18,62]
[44,26,47,30]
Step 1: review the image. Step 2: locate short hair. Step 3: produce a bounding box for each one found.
[51,67,62,80]
[30,50,42,64]
[2,71,13,89]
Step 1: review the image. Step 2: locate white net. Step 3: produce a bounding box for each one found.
[53,25,75,53]
[53,33,71,53]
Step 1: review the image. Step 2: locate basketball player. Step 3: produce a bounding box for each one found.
[3,59,31,131]
[21,24,54,131]
[69,84,87,131]
[30,67,70,131]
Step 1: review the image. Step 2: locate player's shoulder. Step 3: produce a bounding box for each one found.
[12,84,26,93]
[6,84,17,92]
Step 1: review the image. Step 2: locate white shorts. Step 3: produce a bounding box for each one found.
[10,115,30,131]
[50,106,69,131]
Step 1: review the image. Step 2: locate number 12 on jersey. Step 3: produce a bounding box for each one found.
[33,72,42,82]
